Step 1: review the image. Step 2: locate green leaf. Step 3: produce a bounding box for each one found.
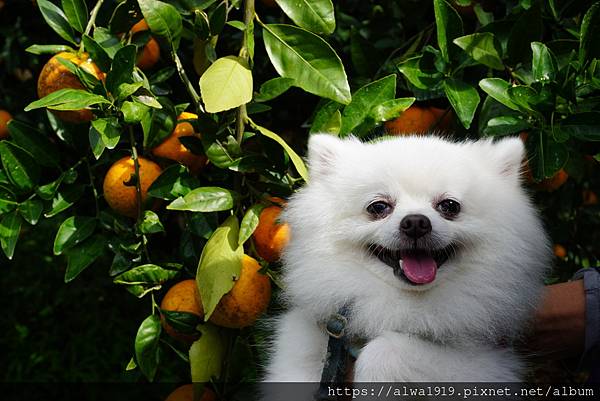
[135,314,162,382]
[0,211,22,260]
[122,101,151,124]
[18,199,44,225]
[275,0,336,34]
[116,82,144,101]
[167,187,236,212]
[433,0,464,62]
[93,27,123,58]
[161,310,201,335]
[559,112,600,141]
[45,185,85,218]
[479,78,519,111]
[204,137,239,169]
[531,42,557,82]
[443,79,479,129]
[53,216,97,255]
[25,89,110,111]
[26,44,74,55]
[125,357,137,371]
[138,0,183,51]
[310,100,343,134]
[339,75,397,136]
[250,120,309,182]
[262,23,351,104]
[81,35,112,72]
[189,324,225,382]
[370,98,416,122]
[254,77,295,102]
[133,95,162,109]
[7,120,60,168]
[506,85,537,113]
[506,4,542,64]
[37,0,76,44]
[0,142,40,193]
[530,136,569,180]
[239,203,266,247]
[88,128,106,159]
[196,215,243,319]
[579,2,600,65]
[226,20,246,31]
[453,33,504,70]
[209,1,227,36]
[91,117,121,151]
[64,235,105,282]
[189,212,217,240]
[397,55,444,90]
[199,56,253,113]
[61,0,88,33]
[114,264,179,298]
[106,45,137,95]
[318,110,342,135]
[148,164,200,200]
[37,175,65,200]
[138,210,165,234]
[109,251,132,277]
[0,186,18,214]
[483,116,531,136]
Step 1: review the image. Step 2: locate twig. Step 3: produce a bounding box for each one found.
[128,127,152,263]
[173,51,204,115]
[235,0,255,145]
[128,127,143,223]
[80,0,106,51]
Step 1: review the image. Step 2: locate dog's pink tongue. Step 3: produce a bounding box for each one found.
[402,254,437,284]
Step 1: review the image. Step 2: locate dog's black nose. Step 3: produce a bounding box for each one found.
[400,214,432,238]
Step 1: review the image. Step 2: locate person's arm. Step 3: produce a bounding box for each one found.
[528,280,586,359]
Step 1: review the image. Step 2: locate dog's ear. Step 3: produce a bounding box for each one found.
[307,134,348,179]
[488,137,526,179]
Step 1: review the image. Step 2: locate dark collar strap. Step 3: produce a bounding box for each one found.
[315,306,352,400]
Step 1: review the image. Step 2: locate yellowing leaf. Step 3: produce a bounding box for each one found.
[196,216,243,319]
[189,324,226,382]
[199,56,253,113]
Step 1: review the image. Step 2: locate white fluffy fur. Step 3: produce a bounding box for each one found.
[265,134,550,382]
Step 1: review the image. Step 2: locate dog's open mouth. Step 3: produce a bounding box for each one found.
[368,244,457,286]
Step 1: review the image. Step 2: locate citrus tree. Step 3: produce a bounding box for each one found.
[1,0,600,395]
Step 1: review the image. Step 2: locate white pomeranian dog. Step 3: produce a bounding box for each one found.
[265,134,550,382]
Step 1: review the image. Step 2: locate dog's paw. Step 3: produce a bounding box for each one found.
[354,331,416,382]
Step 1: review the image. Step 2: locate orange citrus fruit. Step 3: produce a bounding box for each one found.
[131,20,160,70]
[152,112,208,173]
[0,110,12,139]
[553,244,567,259]
[209,255,272,329]
[537,169,568,192]
[102,156,162,218]
[384,105,452,135]
[165,384,216,401]
[160,279,204,343]
[583,190,598,206]
[253,205,290,262]
[429,107,454,130]
[37,52,104,123]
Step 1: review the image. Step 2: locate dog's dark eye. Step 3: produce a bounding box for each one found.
[367,201,393,218]
[436,199,460,218]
